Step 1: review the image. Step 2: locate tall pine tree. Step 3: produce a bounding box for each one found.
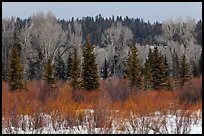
[102,58,108,80]
[172,49,180,78]
[66,53,72,80]
[179,54,190,87]
[127,45,142,88]
[192,61,199,77]
[43,58,56,88]
[81,36,99,90]
[70,48,81,90]
[164,55,170,79]
[8,31,25,91]
[150,47,166,89]
[27,59,36,81]
[144,58,153,90]
[54,48,66,80]
[199,52,202,75]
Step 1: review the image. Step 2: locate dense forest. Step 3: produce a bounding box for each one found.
[2,12,202,86]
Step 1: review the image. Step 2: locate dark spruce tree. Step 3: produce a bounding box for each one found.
[163,55,172,90]
[164,55,170,79]
[70,48,81,90]
[43,58,56,88]
[192,61,199,77]
[54,48,66,80]
[144,59,153,90]
[127,44,142,88]
[172,49,180,78]
[66,53,72,80]
[102,58,108,80]
[150,47,166,89]
[199,52,202,75]
[160,55,170,88]
[179,54,190,87]
[81,36,99,90]
[8,32,25,91]
[27,59,36,81]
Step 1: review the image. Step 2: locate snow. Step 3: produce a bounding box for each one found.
[2,109,202,134]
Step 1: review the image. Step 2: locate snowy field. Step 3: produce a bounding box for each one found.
[2,109,202,134]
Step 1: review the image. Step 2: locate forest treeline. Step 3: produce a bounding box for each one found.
[2,12,202,91]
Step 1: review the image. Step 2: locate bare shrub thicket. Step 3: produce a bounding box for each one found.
[38,80,59,102]
[104,78,134,102]
[177,77,202,104]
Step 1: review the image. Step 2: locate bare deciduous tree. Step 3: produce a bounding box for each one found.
[100,22,133,77]
[2,17,16,80]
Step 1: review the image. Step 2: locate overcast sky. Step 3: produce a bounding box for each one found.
[2,2,202,23]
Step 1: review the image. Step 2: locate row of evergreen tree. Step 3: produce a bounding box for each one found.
[8,35,100,91]
[126,43,202,90]
[7,32,202,92]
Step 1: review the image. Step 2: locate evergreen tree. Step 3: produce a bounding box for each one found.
[81,36,99,90]
[102,58,108,80]
[172,49,180,78]
[8,32,25,91]
[164,55,170,78]
[43,58,56,87]
[160,55,170,88]
[199,52,202,75]
[127,45,142,88]
[70,48,81,89]
[66,53,72,80]
[144,59,153,90]
[192,61,199,77]
[35,49,44,80]
[27,59,36,81]
[2,65,6,80]
[54,48,66,80]
[179,54,190,87]
[150,47,166,89]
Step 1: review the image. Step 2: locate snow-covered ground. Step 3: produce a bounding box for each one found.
[2,109,202,134]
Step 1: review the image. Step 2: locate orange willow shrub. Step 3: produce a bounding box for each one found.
[177,76,202,105]
[43,84,74,113]
[72,89,100,105]
[2,84,41,120]
[122,90,178,115]
[2,76,202,123]
[103,78,133,102]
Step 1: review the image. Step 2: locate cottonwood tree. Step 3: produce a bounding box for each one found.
[66,21,83,62]
[101,21,133,77]
[2,17,15,80]
[26,12,68,79]
[18,22,37,80]
[155,17,202,73]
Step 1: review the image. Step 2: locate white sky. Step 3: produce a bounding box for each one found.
[2,2,202,23]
